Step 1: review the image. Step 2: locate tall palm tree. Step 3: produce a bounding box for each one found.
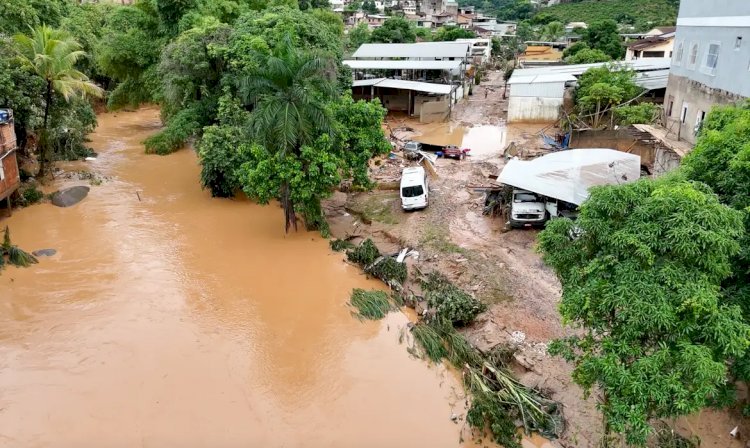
[14,25,104,176]
[237,36,336,232]
[541,21,565,43]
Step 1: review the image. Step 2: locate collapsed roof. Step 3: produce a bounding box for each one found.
[499,148,641,205]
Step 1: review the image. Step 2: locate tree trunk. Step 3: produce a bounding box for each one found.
[281,182,297,233]
[39,81,53,178]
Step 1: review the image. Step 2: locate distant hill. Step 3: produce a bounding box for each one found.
[538,0,678,30]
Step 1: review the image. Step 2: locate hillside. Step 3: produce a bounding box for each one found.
[540,0,678,29]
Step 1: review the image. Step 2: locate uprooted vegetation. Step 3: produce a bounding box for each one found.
[349,289,392,320]
[0,226,38,272]
[339,238,562,447]
[346,239,407,290]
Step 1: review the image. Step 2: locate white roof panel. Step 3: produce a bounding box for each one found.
[499,148,641,205]
[344,60,462,70]
[352,42,470,59]
[352,78,453,95]
[508,59,671,90]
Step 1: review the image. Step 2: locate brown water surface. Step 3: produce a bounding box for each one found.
[0,108,477,447]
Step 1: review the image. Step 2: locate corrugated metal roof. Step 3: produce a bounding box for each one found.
[351,78,453,95]
[508,59,671,90]
[634,69,669,90]
[352,42,470,59]
[344,60,462,70]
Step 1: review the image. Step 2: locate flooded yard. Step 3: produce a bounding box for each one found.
[0,108,481,447]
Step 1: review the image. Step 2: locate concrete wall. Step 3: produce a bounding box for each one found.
[508,97,562,123]
[420,100,450,123]
[380,94,409,112]
[663,73,744,144]
[671,0,750,98]
[654,146,682,176]
[570,129,654,170]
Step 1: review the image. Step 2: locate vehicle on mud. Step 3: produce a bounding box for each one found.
[400,166,429,210]
[498,149,642,229]
[403,141,422,160]
[439,145,470,160]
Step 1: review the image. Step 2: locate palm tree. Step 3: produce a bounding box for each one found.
[237,36,336,232]
[541,21,565,43]
[14,25,104,176]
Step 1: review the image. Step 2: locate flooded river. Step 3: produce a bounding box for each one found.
[0,108,484,447]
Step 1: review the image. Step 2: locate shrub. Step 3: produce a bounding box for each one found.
[422,272,486,326]
[614,102,660,126]
[346,238,380,265]
[144,107,200,155]
[20,185,44,206]
[330,239,355,252]
[365,256,408,288]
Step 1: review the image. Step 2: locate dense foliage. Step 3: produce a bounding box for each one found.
[564,47,610,64]
[574,65,642,128]
[613,103,659,126]
[681,103,750,384]
[434,26,476,42]
[537,0,677,32]
[370,17,416,43]
[539,177,750,446]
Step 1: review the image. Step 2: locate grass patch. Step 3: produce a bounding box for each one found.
[350,289,392,320]
[349,192,400,225]
[421,224,469,256]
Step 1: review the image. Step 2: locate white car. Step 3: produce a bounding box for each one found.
[400,166,428,210]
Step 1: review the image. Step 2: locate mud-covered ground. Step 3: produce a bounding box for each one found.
[324,70,748,448]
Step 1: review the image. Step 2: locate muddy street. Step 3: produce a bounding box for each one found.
[0,108,487,448]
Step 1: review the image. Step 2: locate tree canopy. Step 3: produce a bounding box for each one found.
[540,177,750,446]
[370,17,416,43]
[579,19,624,60]
[434,26,476,42]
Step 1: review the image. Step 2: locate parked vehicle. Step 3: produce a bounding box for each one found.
[499,149,641,229]
[400,166,429,210]
[403,141,422,160]
[509,190,547,228]
[441,145,470,160]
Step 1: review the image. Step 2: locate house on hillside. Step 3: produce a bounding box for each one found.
[665,0,750,144]
[0,109,20,217]
[625,29,676,61]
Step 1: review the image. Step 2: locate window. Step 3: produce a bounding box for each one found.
[681,103,689,124]
[688,42,699,69]
[702,42,721,75]
[667,95,674,117]
[736,36,743,50]
[695,110,706,135]
[674,41,684,66]
[643,51,665,58]
[0,163,4,181]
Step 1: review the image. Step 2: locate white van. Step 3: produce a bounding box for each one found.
[400,166,428,210]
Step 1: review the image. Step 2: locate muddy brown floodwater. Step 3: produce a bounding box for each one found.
[0,108,490,448]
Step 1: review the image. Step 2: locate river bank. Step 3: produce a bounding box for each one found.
[324,71,749,448]
[0,107,496,448]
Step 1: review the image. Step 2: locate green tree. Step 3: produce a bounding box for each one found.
[575,65,642,127]
[97,0,165,109]
[434,26,476,42]
[236,38,337,232]
[565,47,611,64]
[539,177,750,446]
[562,41,589,59]
[346,22,371,52]
[682,104,750,385]
[613,103,659,126]
[370,17,416,43]
[581,19,624,60]
[414,27,433,42]
[540,21,564,42]
[362,0,378,14]
[515,20,536,43]
[13,25,103,175]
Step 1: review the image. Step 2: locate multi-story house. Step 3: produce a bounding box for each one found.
[665,0,750,144]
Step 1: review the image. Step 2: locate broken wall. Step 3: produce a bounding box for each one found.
[570,130,655,171]
[420,100,450,123]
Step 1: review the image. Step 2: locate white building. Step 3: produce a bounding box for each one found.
[664,0,750,144]
[456,38,492,64]
[507,59,671,123]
